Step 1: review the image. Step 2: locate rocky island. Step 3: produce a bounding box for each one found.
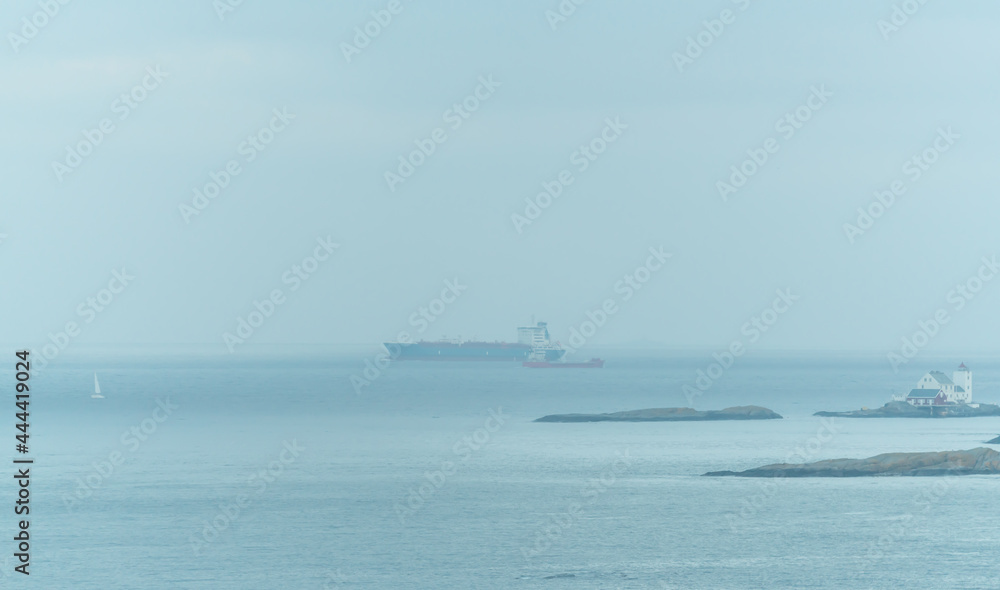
[535,405,782,423]
[814,401,1000,419]
[988,436,1000,444]
[705,447,1000,477]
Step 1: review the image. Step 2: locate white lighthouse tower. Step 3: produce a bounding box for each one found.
[952,363,972,404]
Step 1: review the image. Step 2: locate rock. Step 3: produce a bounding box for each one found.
[988,436,1000,444]
[534,405,782,423]
[704,447,1000,477]
[814,401,1000,418]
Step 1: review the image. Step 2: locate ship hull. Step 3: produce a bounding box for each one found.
[523,358,604,368]
[385,342,565,362]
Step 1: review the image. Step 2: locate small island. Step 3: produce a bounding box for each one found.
[821,364,1000,418]
[704,448,1000,477]
[815,401,1000,419]
[535,405,782,423]
[988,436,1000,444]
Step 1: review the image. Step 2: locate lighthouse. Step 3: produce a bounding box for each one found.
[952,363,972,404]
[905,363,974,406]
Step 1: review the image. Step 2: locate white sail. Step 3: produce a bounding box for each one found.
[92,373,104,398]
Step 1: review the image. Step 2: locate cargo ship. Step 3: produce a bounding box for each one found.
[384,322,566,362]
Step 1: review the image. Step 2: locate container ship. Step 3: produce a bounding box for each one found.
[385,322,566,362]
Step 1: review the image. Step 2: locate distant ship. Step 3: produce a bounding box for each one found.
[385,322,566,362]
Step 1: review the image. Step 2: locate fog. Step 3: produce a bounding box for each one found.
[3,0,999,357]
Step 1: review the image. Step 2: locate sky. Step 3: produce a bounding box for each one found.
[2,0,1000,356]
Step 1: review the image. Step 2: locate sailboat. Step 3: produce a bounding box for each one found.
[92,373,104,399]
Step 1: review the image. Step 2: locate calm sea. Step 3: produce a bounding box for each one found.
[4,349,1000,589]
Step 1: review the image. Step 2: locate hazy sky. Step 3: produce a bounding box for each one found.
[2,0,999,355]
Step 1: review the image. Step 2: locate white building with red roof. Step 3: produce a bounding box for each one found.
[905,363,973,406]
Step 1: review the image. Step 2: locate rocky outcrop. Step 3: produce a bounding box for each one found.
[815,401,1000,418]
[988,436,1000,444]
[535,405,782,423]
[704,447,1000,477]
